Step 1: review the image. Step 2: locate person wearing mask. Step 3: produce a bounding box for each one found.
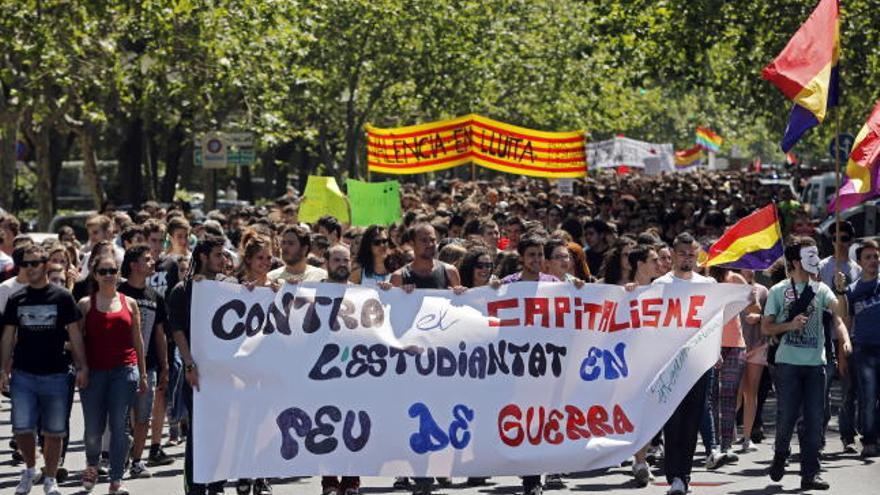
[268,225,327,283]
[78,253,147,494]
[762,236,849,491]
[384,223,461,495]
[652,233,716,495]
[351,225,391,287]
[118,245,172,479]
[845,240,880,458]
[320,244,361,495]
[1,245,88,495]
[167,237,231,495]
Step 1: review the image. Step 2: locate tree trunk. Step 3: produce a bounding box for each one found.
[117,118,145,206]
[34,127,53,230]
[80,127,105,210]
[297,144,311,194]
[0,116,16,208]
[160,124,184,202]
[48,130,70,208]
[239,165,253,202]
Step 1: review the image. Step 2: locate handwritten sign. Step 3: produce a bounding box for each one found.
[346,179,401,226]
[191,281,749,482]
[366,115,587,178]
[299,176,350,224]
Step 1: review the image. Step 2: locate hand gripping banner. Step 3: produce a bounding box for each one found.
[365,115,587,178]
[191,281,749,482]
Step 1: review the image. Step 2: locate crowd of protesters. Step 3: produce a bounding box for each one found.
[0,169,878,495]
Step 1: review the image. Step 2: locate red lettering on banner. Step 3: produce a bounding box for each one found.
[663,298,683,327]
[525,297,550,327]
[498,404,634,447]
[487,298,520,327]
[584,302,602,330]
[554,297,571,328]
[641,298,663,327]
[685,295,705,328]
[608,302,630,333]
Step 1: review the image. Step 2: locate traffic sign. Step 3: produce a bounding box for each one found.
[829,133,855,163]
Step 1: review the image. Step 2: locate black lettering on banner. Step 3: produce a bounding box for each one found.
[346,344,370,378]
[212,299,247,340]
[276,406,372,460]
[307,406,340,454]
[367,344,388,377]
[343,410,371,452]
[277,407,312,460]
[360,298,384,328]
[508,342,529,376]
[308,344,342,380]
[245,303,265,337]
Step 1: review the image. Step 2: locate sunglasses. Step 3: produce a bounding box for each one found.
[372,238,389,246]
[20,259,47,268]
[475,262,494,270]
[839,236,853,243]
[96,267,119,276]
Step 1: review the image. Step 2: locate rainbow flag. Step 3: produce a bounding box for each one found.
[696,126,723,153]
[830,99,880,212]
[675,145,704,170]
[761,0,839,152]
[704,204,783,270]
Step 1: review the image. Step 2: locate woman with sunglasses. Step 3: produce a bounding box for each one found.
[351,225,391,287]
[78,254,147,494]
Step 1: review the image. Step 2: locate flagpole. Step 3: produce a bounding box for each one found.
[833,11,843,258]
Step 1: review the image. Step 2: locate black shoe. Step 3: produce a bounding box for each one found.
[769,454,786,482]
[436,477,452,487]
[393,477,410,489]
[253,478,272,495]
[236,479,252,495]
[148,448,175,466]
[56,466,68,483]
[543,474,565,489]
[801,475,830,490]
[466,477,489,486]
[208,483,226,495]
[751,429,764,444]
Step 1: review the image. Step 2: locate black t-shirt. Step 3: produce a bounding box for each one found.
[118,282,167,371]
[149,255,181,300]
[2,284,82,375]
[167,274,232,345]
[72,278,91,302]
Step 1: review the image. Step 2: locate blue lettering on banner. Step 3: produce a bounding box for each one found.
[579,343,628,381]
[409,403,475,454]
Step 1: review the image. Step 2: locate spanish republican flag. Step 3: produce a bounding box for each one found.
[761,0,839,152]
[674,145,704,169]
[704,204,783,270]
[695,126,723,153]
[831,99,880,212]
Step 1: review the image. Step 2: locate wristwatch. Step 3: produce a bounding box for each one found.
[185,362,197,373]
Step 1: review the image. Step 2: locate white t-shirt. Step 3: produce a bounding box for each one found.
[0,251,13,273]
[268,264,327,283]
[653,271,716,285]
[0,276,28,316]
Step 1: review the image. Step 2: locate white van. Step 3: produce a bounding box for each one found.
[801,172,840,219]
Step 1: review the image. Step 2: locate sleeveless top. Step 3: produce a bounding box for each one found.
[401,262,449,289]
[361,268,391,288]
[84,292,137,370]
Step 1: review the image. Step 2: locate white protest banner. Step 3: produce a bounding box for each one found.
[192,281,749,482]
[586,137,674,171]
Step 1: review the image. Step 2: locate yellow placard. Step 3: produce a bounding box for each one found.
[299,176,350,224]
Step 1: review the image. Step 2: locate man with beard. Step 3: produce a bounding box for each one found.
[268,225,327,283]
[652,233,716,495]
[319,245,362,495]
[386,223,460,495]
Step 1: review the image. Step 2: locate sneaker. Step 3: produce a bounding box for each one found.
[721,449,740,464]
[751,428,765,444]
[322,487,339,495]
[392,477,410,489]
[632,461,653,488]
[769,453,786,482]
[667,477,686,495]
[129,460,152,479]
[862,444,878,458]
[148,447,175,466]
[208,484,226,495]
[739,439,758,453]
[15,468,37,495]
[82,466,98,491]
[97,457,109,477]
[436,477,452,487]
[42,476,61,495]
[543,474,565,489]
[646,444,664,465]
[55,467,68,484]
[524,486,542,495]
[109,480,130,495]
[237,479,253,495]
[705,449,724,470]
[843,442,859,454]
[253,478,272,495]
[801,475,830,490]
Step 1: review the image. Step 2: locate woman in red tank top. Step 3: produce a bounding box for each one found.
[77,253,146,495]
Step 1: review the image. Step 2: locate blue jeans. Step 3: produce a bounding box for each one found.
[10,371,71,437]
[80,365,138,481]
[700,367,717,454]
[774,363,825,478]
[855,345,880,445]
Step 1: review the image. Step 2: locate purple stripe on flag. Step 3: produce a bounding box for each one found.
[782,104,819,153]
[718,240,784,271]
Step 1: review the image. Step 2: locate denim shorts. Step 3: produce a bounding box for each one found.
[11,370,72,437]
[133,369,157,424]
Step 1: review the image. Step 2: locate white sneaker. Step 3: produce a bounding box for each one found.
[15,468,37,495]
[42,476,61,495]
[667,477,686,495]
[740,439,758,453]
[705,449,724,470]
[632,461,653,487]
